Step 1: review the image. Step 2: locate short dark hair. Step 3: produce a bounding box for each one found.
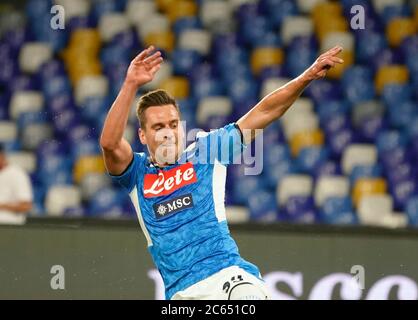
[136,89,180,129]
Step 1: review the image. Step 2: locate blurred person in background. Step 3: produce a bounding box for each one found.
[0,144,33,225]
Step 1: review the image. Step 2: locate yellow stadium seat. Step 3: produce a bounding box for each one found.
[375,65,409,94]
[352,178,387,207]
[415,6,418,29]
[160,77,190,99]
[386,18,417,47]
[144,31,175,53]
[156,0,175,12]
[167,0,197,23]
[74,155,106,184]
[312,2,343,26]
[250,47,284,75]
[69,29,101,52]
[316,17,349,42]
[290,129,324,157]
[327,50,354,80]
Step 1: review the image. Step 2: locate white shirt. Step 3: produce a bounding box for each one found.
[0,164,33,225]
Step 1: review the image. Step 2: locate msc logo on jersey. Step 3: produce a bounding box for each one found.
[143,162,197,198]
[153,193,194,219]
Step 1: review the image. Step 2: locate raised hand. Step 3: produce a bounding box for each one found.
[303,46,344,81]
[126,45,163,88]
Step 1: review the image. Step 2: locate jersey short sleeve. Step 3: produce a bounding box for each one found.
[196,123,246,165]
[109,152,144,192]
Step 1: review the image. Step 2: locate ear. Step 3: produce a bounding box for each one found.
[139,128,146,145]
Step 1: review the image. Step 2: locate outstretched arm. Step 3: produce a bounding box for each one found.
[100,46,163,175]
[236,46,344,144]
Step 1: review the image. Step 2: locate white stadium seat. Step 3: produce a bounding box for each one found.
[352,100,385,128]
[136,13,169,40]
[197,96,232,125]
[21,124,54,150]
[296,0,328,13]
[372,0,403,13]
[357,194,393,226]
[228,0,258,12]
[45,185,82,216]
[99,13,131,42]
[225,206,250,224]
[321,31,355,53]
[314,176,350,207]
[0,121,18,143]
[381,212,408,228]
[54,0,90,20]
[126,0,157,25]
[19,42,53,74]
[142,61,173,91]
[9,91,44,120]
[281,16,314,45]
[280,98,315,125]
[80,173,112,201]
[277,174,313,206]
[75,75,109,106]
[178,29,212,56]
[342,144,377,175]
[6,152,37,174]
[260,77,291,99]
[200,1,233,29]
[282,113,319,141]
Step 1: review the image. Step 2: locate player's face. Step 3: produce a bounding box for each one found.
[139,104,184,166]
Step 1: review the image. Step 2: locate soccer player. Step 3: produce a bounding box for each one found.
[100,45,343,300]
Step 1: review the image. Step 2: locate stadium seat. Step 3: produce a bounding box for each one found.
[225,206,250,224]
[45,185,82,216]
[376,130,408,153]
[282,113,319,141]
[98,13,130,43]
[314,176,350,207]
[144,30,175,53]
[167,0,198,23]
[277,174,313,206]
[0,121,18,143]
[281,16,313,45]
[296,146,329,174]
[342,144,377,175]
[19,42,53,74]
[54,0,91,21]
[279,98,315,126]
[353,178,387,207]
[73,155,106,184]
[9,91,44,120]
[281,196,317,223]
[372,0,404,14]
[6,151,37,173]
[126,0,157,25]
[160,76,190,99]
[297,0,327,14]
[357,194,393,226]
[386,17,417,47]
[80,172,112,201]
[200,0,232,30]
[178,29,211,56]
[250,47,284,76]
[21,123,53,150]
[247,189,278,221]
[196,96,232,125]
[260,77,290,99]
[352,100,384,128]
[406,196,418,226]
[375,65,409,94]
[136,13,170,40]
[88,187,126,218]
[74,75,108,106]
[350,164,382,185]
[290,129,324,157]
[319,196,358,225]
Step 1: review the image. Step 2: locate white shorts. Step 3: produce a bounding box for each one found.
[171,266,271,300]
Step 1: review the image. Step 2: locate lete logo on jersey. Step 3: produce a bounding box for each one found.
[143,162,197,198]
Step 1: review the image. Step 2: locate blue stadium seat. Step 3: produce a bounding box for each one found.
[341,66,375,104]
[376,130,408,154]
[87,187,126,218]
[232,175,266,205]
[247,189,278,221]
[380,146,411,169]
[317,100,350,122]
[305,79,342,103]
[313,160,341,179]
[264,160,296,189]
[350,164,382,185]
[280,196,317,224]
[328,128,356,157]
[406,196,418,226]
[381,5,411,26]
[323,113,351,135]
[390,179,417,210]
[173,17,202,36]
[358,115,387,142]
[172,49,202,76]
[387,162,416,186]
[262,0,298,28]
[319,196,358,225]
[42,76,71,100]
[389,100,417,129]
[296,146,329,175]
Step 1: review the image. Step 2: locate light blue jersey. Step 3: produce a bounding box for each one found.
[110,123,261,299]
